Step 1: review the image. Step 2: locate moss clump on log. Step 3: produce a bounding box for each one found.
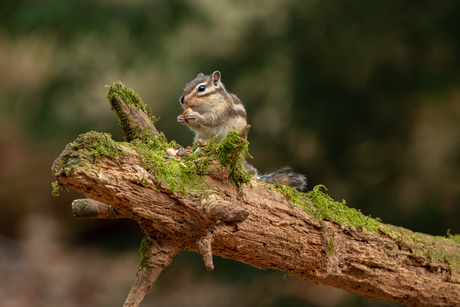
[274,183,384,234]
[106,81,158,142]
[73,131,128,161]
[216,130,252,188]
[126,129,210,195]
[53,128,253,197]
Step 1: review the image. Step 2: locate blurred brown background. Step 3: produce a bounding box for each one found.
[1,1,459,306]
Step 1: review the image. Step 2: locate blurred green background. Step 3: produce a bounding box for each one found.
[1,0,459,306]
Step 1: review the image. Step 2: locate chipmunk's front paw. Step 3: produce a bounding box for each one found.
[184,110,199,124]
[177,114,187,124]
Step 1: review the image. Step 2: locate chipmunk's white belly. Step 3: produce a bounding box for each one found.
[192,117,246,141]
[193,125,231,141]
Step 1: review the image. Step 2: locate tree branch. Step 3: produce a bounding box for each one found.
[123,235,179,307]
[72,199,131,219]
[51,81,460,307]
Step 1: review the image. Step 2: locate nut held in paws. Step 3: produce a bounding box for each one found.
[183,108,192,122]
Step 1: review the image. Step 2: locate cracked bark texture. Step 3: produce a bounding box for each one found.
[52,82,460,307]
[53,143,460,307]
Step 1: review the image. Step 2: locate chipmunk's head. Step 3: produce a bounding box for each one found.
[179,71,228,113]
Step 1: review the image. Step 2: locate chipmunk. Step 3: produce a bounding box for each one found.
[177,71,247,142]
[178,71,306,191]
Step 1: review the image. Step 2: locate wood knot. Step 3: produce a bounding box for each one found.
[196,233,214,271]
[202,194,250,224]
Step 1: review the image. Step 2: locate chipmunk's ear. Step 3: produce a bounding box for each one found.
[211,71,221,87]
[197,73,205,78]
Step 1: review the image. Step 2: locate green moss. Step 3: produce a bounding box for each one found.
[216,131,252,188]
[125,129,253,194]
[307,185,383,233]
[274,183,313,210]
[328,233,335,256]
[126,129,210,195]
[76,199,88,211]
[320,225,336,257]
[389,226,460,276]
[52,131,128,193]
[106,81,158,142]
[73,131,128,161]
[51,181,65,197]
[106,81,157,124]
[55,128,226,198]
[275,184,384,234]
[138,236,152,270]
[107,206,119,216]
[447,229,460,244]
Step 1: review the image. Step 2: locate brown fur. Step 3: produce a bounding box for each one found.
[177,71,307,191]
[178,71,247,141]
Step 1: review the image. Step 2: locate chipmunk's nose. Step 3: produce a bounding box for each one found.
[180,96,185,104]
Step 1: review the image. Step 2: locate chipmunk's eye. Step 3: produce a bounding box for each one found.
[197,85,206,92]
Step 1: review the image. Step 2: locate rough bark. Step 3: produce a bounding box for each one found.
[123,235,179,307]
[51,82,460,307]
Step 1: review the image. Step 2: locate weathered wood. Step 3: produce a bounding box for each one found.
[107,81,158,141]
[72,199,131,219]
[123,235,179,307]
[53,141,460,307]
[52,81,460,307]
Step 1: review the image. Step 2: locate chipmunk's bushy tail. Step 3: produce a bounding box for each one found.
[245,164,307,191]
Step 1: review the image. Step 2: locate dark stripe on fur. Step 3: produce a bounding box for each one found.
[183,74,208,94]
[229,93,242,105]
[236,109,247,119]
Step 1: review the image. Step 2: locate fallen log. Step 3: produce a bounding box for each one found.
[52,81,460,307]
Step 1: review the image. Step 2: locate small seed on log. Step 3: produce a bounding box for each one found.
[177,148,186,156]
[197,139,208,146]
[166,148,176,156]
